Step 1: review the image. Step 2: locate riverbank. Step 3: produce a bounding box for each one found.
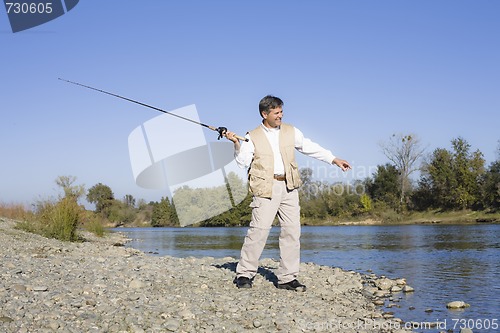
[0,217,415,333]
[302,209,500,226]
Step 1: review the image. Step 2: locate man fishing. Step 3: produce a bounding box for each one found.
[224,95,351,291]
[59,79,350,290]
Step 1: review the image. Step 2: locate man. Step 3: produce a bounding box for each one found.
[224,95,351,291]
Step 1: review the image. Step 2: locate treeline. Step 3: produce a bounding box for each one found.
[298,136,499,223]
[5,136,497,233]
[77,136,500,227]
[83,172,251,228]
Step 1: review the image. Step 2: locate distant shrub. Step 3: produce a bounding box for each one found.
[372,201,404,223]
[104,200,136,226]
[36,197,83,241]
[83,212,106,237]
[360,193,373,213]
[0,202,33,220]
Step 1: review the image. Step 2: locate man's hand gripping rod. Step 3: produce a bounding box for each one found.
[58,78,248,142]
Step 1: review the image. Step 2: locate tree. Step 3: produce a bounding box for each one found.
[151,197,178,227]
[201,194,252,227]
[224,171,249,207]
[418,137,485,210]
[380,134,425,205]
[87,183,114,213]
[423,148,455,209]
[366,164,400,209]
[123,194,136,208]
[298,168,314,199]
[450,138,485,209]
[496,140,500,160]
[482,148,500,210]
[359,193,373,213]
[105,200,136,225]
[55,175,85,201]
[483,161,500,210]
[171,171,247,226]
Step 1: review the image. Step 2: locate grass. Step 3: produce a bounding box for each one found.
[300,208,500,226]
[1,200,107,241]
[32,197,81,241]
[0,202,33,220]
[81,210,107,237]
[403,209,500,224]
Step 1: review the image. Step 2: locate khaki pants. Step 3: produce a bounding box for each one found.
[236,180,301,284]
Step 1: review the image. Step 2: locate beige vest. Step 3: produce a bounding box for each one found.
[248,123,302,198]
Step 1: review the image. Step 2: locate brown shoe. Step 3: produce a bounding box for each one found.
[277,279,306,292]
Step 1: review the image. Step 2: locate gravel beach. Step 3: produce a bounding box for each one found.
[0,218,414,333]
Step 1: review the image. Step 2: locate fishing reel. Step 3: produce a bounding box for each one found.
[215,126,248,142]
[216,127,227,140]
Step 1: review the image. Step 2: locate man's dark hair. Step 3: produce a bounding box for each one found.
[259,95,283,116]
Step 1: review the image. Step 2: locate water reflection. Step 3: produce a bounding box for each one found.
[121,227,247,257]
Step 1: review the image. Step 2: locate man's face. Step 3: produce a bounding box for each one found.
[262,107,283,128]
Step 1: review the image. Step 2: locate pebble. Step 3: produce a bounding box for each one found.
[395,278,406,285]
[402,285,415,293]
[0,218,413,332]
[391,285,402,292]
[446,300,471,309]
[375,277,395,290]
[460,328,473,333]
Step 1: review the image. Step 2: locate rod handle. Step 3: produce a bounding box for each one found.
[213,126,249,142]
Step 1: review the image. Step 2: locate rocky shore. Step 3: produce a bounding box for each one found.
[0,218,415,333]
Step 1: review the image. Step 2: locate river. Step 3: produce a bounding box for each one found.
[113,223,500,333]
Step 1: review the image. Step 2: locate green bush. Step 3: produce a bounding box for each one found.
[84,216,106,237]
[36,197,82,241]
[104,200,136,226]
[15,218,39,234]
[80,210,106,237]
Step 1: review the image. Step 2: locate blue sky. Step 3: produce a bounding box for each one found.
[1,1,499,206]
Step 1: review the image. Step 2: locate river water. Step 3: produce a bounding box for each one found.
[113,224,500,333]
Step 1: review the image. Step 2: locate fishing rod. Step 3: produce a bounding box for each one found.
[58,78,248,142]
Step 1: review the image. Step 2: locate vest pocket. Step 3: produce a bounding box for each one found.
[248,168,271,197]
[287,161,302,188]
